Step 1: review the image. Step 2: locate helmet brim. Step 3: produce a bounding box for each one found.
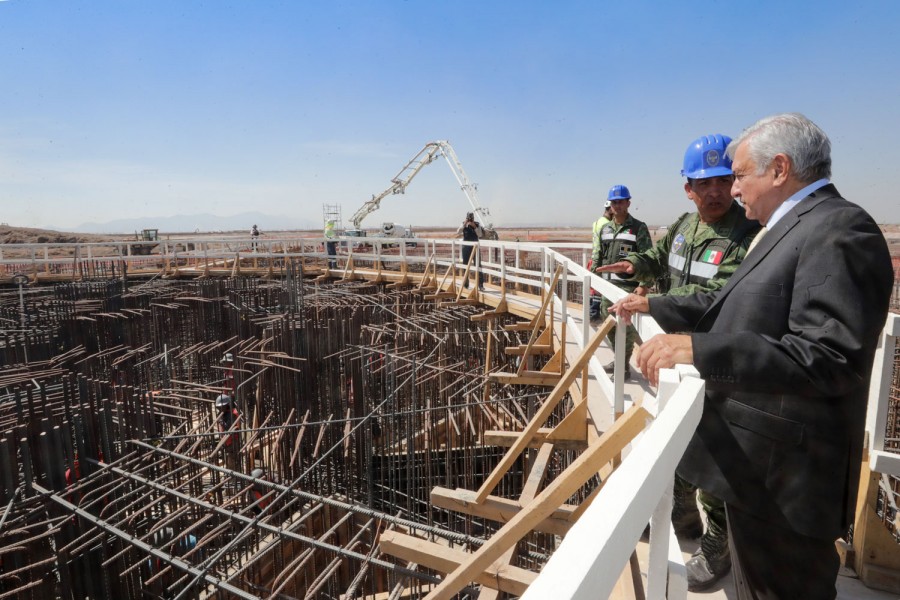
[682,165,733,179]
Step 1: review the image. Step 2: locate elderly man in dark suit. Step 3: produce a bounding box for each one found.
[612,113,893,599]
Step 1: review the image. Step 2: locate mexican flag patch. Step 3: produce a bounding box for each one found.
[701,249,724,264]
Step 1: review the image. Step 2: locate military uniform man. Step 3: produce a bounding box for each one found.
[597,134,761,591]
[592,185,652,378]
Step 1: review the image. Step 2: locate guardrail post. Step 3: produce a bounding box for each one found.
[614,312,626,417]
[583,275,591,346]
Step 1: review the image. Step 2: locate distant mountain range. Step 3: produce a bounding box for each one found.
[58,212,316,234]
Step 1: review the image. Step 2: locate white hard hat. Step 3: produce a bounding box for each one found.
[215,394,232,408]
[221,353,233,363]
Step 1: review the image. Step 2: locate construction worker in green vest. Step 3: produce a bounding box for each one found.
[589,201,614,321]
[596,134,761,591]
[324,220,337,268]
[592,185,653,378]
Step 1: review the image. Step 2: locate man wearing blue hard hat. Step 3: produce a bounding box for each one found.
[591,184,652,379]
[597,134,761,590]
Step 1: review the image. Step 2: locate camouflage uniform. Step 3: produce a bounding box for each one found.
[625,200,760,571]
[593,215,652,363]
[625,201,760,296]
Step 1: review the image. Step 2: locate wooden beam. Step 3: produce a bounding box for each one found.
[484,429,587,451]
[379,531,536,596]
[478,442,554,600]
[489,371,561,387]
[430,487,576,536]
[853,455,900,593]
[424,404,650,600]
[475,316,616,502]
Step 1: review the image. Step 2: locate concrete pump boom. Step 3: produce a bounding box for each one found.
[347,140,498,240]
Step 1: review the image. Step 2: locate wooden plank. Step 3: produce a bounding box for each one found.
[379,531,536,596]
[545,398,587,444]
[853,456,900,593]
[341,585,433,600]
[478,442,554,600]
[489,372,561,387]
[484,429,587,451]
[424,404,650,600]
[475,316,615,503]
[504,344,553,356]
[430,487,576,536]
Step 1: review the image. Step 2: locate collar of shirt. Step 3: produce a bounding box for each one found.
[766,178,830,229]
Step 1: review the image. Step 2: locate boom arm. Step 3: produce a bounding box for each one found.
[348,140,497,239]
[349,143,443,230]
[435,140,497,239]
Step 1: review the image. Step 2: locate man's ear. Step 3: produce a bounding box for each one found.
[771,153,792,186]
[683,181,694,200]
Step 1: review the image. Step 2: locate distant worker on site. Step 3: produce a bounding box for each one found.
[591,185,652,379]
[215,394,241,472]
[596,134,761,590]
[250,224,261,251]
[457,211,485,290]
[221,352,236,395]
[247,468,273,515]
[324,219,337,268]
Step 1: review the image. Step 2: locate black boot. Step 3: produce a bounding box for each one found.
[672,475,703,539]
[687,508,731,591]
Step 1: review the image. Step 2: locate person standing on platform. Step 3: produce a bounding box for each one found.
[324,219,337,268]
[592,185,652,379]
[457,212,485,290]
[596,134,761,590]
[612,113,893,599]
[589,200,614,321]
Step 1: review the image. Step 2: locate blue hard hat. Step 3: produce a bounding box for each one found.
[607,185,631,201]
[681,134,733,179]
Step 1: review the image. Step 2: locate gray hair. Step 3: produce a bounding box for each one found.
[726,113,831,183]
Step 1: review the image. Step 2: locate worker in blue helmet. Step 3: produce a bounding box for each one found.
[591,184,653,379]
[597,134,761,591]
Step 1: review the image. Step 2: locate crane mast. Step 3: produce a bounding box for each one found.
[346,140,497,240]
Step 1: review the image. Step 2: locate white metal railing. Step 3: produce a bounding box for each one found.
[866,312,900,478]
[523,372,704,600]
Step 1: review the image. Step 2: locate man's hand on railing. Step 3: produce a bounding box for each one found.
[594,260,634,274]
[635,334,694,387]
[609,293,650,324]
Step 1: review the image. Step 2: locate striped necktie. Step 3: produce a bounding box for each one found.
[746,226,768,256]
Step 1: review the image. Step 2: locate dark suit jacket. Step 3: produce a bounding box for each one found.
[649,184,893,540]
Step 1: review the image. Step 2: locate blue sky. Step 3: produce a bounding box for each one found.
[2,1,898,231]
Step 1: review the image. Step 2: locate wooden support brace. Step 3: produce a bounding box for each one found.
[483,428,587,451]
[430,487,577,536]
[379,531,536,596]
[476,316,615,502]
[423,404,650,600]
[489,371,562,387]
[852,454,900,593]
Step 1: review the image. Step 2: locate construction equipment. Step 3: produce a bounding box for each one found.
[132,228,159,255]
[346,141,499,240]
